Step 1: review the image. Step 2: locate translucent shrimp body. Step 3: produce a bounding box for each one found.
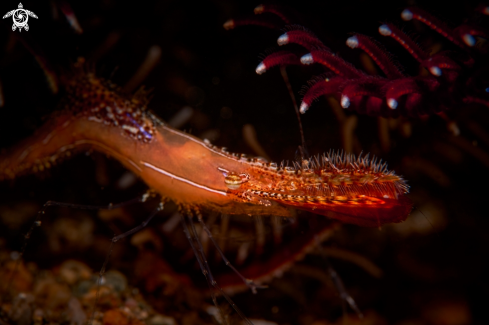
[0,70,411,227]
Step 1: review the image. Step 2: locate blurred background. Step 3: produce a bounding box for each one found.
[0,0,488,324]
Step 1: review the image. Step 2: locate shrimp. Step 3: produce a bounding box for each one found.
[0,61,411,324]
[0,64,411,228]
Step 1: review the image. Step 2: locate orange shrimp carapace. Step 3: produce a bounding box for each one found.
[0,67,411,227]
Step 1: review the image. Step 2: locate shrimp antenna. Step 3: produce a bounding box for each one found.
[180,212,254,324]
[279,66,309,158]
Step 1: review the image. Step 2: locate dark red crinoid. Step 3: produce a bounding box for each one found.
[226,4,489,119]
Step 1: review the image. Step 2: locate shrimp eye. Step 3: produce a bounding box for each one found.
[218,167,250,190]
[224,173,243,190]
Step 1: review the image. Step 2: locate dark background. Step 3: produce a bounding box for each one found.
[0,0,488,324]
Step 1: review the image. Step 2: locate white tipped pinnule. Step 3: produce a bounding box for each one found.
[387,98,398,109]
[300,53,314,65]
[378,24,392,36]
[462,34,476,47]
[223,19,235,30]
[300,102,309,114]
[254,4,264,14]
[341,95,350,108]
[346,36,359,49]
[255,62,267,75]
[429,66,442,76]
[401,9,413,21]
[277,33,289,46]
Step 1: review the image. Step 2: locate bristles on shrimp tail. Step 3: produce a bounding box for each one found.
[223,151,412,227]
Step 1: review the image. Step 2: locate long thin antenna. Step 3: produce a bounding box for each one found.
[279,66,308,158]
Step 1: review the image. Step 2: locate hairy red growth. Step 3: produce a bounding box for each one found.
[346,34,404,79]
[254,4,292,24]
[230,5,489,117]
[379,23,428,63]
[401,7,466,48]
[340,78,386,109]
[384,78,421,110]
[277,29,326,50]
[303,51,364,79]
[300,77,346,114]
[256,51,301,74]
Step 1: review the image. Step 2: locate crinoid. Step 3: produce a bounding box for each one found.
[228,4,489,118]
